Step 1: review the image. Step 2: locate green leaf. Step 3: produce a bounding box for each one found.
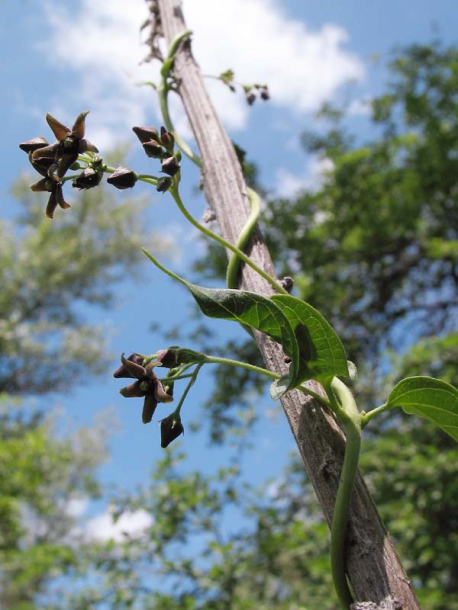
[271,295,349,383]
[182,283,300,398]
[387,376,458,441]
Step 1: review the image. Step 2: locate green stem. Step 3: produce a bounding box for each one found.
[360,402,391,428]
[156,45,285,294]
[204,355,279,381]
[137,174,159,186]
[328,377,362,609]
[158,85,200,165]
[174,362,203,415]
[169,186,287,294]
[296,383,331,407]
[204,356,331,406]
[158,29,202,167]
[142,248,187,286]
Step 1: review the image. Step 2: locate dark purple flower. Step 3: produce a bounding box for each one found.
[142,141,164,158]
[156,177,173,193]
[161,156,180,176]
[259,86,270,101]
[246,90,256,106]
[114,353,173,424]
[159,126,174,151]
[30,177,70,219]
[72,167,103,190]
[132,126,160,144]
[107,167,138,190]
[160,413,184,448]
[32,111,98,179]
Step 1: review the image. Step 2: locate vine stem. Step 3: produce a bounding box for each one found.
[157,38,286,295]
[360,402,391,427]
[157,30,202,167]
[169,186,287,294]
[328,377,362,609]
[173,362,203,415]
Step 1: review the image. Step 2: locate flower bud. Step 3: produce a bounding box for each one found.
[246,90,256,106]
[107,167,139,190]
[132,126,160,144]
[160,413,184,448]
[260,86,270,101]
[161,156,180,176]
[160,126,174,150]
[155,349,179,368]
[143,140,164,158]
[72,167,102,190]
[156,177,173,193]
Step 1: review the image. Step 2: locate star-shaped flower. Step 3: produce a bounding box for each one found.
[114,353,173,424]
[27,153,70,219]
[32,111,98,179]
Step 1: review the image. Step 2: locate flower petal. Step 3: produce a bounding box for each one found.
[71,111,90,139]
[32,142,60,161]
[55,184,71,210]
[46,191,58,219]
[142,393,158,424]
[78,139,99,154]
[56,152,79,178]
[155,380,174,404]
[46,113,70,141]
[19,136,49,153]
[31,177,52,193]
[113,353,145,378]
[119,380,145,398]
[119,353,146,380]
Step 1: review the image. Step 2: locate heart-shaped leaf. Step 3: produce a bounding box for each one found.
[271,295,349,383]
[182,283,301,397]
[387,376,458,441]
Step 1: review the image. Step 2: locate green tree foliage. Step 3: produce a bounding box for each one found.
[270,41,458,373]
[0,175,170,606]
[1,176,168,395]
[183,41,458,608]
[0,404,109,609]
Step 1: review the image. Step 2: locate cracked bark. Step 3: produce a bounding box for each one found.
[155,1,421,607]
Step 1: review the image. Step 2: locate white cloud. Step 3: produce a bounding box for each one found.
[41,0,364,142]
[274,155,334,198]
[84,508,153,543]
[65,496,90,518]
[187,0,364,118]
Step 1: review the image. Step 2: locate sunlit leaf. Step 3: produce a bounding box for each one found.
[271,295,349,383]
[387,376,458,441]
[181,283,301,398]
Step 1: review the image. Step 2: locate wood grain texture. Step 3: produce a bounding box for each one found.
[155,1,420,607]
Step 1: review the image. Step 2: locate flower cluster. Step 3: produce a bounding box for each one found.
[244,84,270,106]
[132,125,181,192]
[114,351,184,448]
[217,69,270,106]
[19,112,99,218]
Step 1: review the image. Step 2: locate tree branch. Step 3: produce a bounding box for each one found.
[155,1,420,606]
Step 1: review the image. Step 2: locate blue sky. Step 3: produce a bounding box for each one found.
[1,0,457,539]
